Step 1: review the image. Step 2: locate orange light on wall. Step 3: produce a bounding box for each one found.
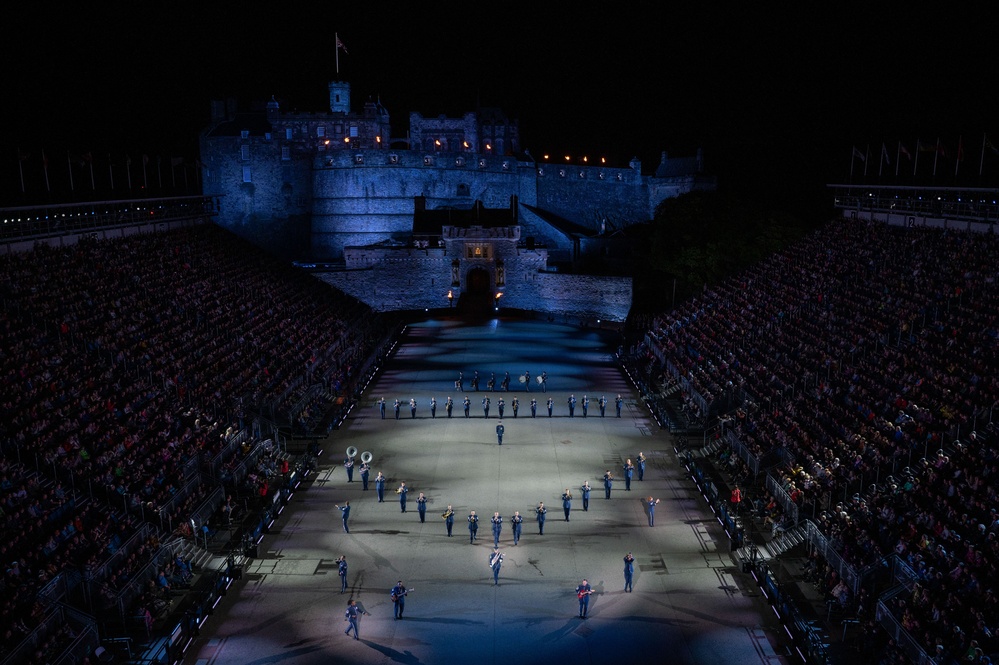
[564,155,570,162]
[344,137,350,143]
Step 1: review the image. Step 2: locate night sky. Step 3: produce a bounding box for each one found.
[4,3,997,210]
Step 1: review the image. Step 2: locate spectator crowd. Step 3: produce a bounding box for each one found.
[643,218,999,664]
[0,223,388,663]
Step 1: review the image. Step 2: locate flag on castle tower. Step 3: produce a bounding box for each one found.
[335,32,348,75]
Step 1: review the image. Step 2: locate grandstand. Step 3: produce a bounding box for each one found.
[0,205,396,664]
[2,187,998,664]
[635,204,999,664]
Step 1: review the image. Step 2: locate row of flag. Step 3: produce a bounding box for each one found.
[850,133,999,179]
[15,149,199,194]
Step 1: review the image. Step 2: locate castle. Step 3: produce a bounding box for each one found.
[199,81,715,321]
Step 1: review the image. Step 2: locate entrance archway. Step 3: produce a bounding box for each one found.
[460,267,493,314]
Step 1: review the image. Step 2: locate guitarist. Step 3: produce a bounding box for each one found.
[390,580,409,619]
[575,579,593,619]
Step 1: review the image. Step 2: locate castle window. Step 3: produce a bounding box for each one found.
[240,145,250,161]
[537,168,545,176]
[285,128,293,140]
[281,146,290,161]
[240,130,249,139]
[350,125,359,137]
[457,183,470,197]
[264,132,272,141]
[478,158,487,168]
[578,171,585,178]
[455,156,465,167]
[502,161,510,171]
[465,243,491,259]
[424,156,434,166]
[317,126,326,137]
[242,166,251,183]
[389,153,399,164]
[354,154,364,164]
[559,169,566,178]
[616,173,623,181]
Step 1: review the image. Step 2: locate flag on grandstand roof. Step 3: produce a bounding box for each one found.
[852,146,865,162]
[336,34,348,54]
[898,142,911,160]
[881,143,890,165]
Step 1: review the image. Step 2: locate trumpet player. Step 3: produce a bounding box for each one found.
[468,510,479,543]
[535,501,547,535]
[561,488,573,522]
[490,512,503,547]
[511,510,523,545]
[416,492,427,522]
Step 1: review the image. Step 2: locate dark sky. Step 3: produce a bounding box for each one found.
[4,3,997,208]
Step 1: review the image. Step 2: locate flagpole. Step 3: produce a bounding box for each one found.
[18,148,25,194]
[979,133,986,178]
[932,138,939,178]
[67,151,74,192]
[913,138,920,177]
[108,154,114,190]
[895,141,901,178]
[126,155,132,190]
[879,143,884,178]
[850,146,855,179]
[42,150,50,192]
[863,145,870,177]
[955,136,961,178]
[335,32,340,75]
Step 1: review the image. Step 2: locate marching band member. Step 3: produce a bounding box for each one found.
[490,512,503,547]
[442,504,455,537]
[561,489,573,521]
[580,481,591,511]
[489,548,504,586]
[511,510,523,545]
[468,510,479,543]
[535,501,547,535]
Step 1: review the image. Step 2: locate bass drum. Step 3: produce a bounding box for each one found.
[536,375,544,384]
[519,375,527,384]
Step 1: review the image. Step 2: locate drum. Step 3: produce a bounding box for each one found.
[519,375,527,384]
[536,375,544,384]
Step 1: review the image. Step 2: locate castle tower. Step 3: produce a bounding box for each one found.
[328,81,351,114]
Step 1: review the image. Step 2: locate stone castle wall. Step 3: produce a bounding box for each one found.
[319,243,630,322]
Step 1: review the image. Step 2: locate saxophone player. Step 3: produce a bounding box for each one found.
[442,504,455,537]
